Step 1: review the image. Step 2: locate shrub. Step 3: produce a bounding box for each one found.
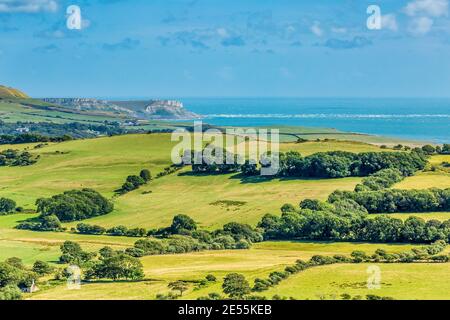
[76,223,106,235]
[36,189,113,222]
[32,261,53,276]
[0,198,16,213]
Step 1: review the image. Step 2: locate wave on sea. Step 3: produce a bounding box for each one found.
[203,114,450,119]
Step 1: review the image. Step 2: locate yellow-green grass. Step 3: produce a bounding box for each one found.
[0,214,137,265]
[370,212,450,221]
[74,171,361,230]
[428,154,450,165]
[27,241,418,300]
[0,133,394,229]
[0,86,28,99]
[395,171,450,190]
[264,263,450,300]
[278,140,385,156]
[394,154,450,190]
[0,133,178,207]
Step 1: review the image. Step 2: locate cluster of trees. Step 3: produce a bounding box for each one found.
[354,168,404,192]
[191,149,242,174]
[0,198,17,215]
[123,215,262,257]
[420,144,450,155]
[155,165,183,178]
[259,199,450,243]
[329,188,450,213]
[56,241,145,281]
[0,133,73,145]
[0,149,37,167]
[16,214,64,232]
[0,257,51,300]
[85,251,144,281]
[75,223,147,237]
[73,215,263,257]
[0,121,130,139]
[35,188,113,222]
[275,150,427,178]
[117,169,152,194]
[17,189,113,232]
[190,149,427,179]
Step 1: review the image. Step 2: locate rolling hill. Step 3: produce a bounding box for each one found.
[0,85,29,99]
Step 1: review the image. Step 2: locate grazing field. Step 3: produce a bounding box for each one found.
[1,132,449,301]
[0,134,177,207]
[27,241,419,300]
[278,140,385,155]
[264,263,450,300]
[81,172,361,230]
[0,133,392,229]
[395,171,450,190]
[393,155,450,190]
[371,212,450,221]
[0,214,136,264]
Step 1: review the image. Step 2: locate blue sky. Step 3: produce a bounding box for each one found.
[0,0,449,98]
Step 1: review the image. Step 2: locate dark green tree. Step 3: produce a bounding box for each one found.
[168,281,189,296]
[222,273,251,299]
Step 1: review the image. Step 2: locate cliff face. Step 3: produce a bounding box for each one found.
[41,98,135,115]
[144,100,202,120]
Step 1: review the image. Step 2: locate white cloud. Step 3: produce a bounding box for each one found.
[310,21,323,37]
[404,0,448,17]
[0,0,58,13]
[409,16,434,35]
[381,14,399,31]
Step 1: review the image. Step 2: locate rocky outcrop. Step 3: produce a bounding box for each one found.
[41,98,135,115]
[144,100,202,120]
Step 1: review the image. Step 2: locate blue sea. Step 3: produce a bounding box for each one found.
[179,98,450,143]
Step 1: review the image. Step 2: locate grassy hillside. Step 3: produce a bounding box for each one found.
[26,241,418,300]
[0,133,448,300]
[263,262,450,300]
[0,134,446,229]
[0,133,390,229]
[0,85,29,99]
[0,99,125,124]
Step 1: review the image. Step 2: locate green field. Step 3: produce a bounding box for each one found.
[26,241,419,300]
[264,263,450,300]
[395,171,450,190]
[0,133,380,229]
[371,212,450,221]
[0,132,449,300]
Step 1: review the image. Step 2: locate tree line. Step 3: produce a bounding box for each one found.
[116,169,152,194]
[189,149,428,179]
[0,121,130,140]
[329,188,450,213]
[0,133,73,145]
[259,198,450,243]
